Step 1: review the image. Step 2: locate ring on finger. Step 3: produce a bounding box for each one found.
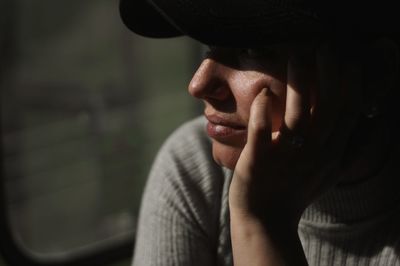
[278,129,306,149]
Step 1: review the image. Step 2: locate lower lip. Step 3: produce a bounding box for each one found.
[206,122,247,140]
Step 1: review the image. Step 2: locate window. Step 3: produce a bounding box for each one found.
[0,0,201,265]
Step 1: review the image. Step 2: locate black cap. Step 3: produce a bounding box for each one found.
[120,0,399,47]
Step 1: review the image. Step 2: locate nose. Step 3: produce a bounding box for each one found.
[188,58,231,101]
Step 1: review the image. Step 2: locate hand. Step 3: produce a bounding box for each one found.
[230,43,363,223]
[229,43,364,265]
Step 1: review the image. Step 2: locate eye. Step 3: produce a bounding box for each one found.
[238,47,280,61]
[202,46,240,67]
[238,48,256,58]
[202,46,215,59]
[246,48,264,58]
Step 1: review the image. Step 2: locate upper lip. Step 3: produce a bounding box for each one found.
[205,114,247,129]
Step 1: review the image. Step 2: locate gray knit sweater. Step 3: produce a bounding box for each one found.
[132,116,400,266]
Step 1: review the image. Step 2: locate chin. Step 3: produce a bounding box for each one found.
[211,141,243,170]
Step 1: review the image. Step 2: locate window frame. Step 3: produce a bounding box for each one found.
[0,134,134,265]
[0,151,134,265]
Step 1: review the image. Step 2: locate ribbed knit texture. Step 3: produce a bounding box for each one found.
[132,116,400,265]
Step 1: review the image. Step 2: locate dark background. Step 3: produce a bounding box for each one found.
[0,0,201,265]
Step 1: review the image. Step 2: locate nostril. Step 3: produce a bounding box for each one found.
[205,85,231,101]
[188,59,231,100]
[189,77,230,101]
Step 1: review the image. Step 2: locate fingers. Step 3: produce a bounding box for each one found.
[277,46,314,152]
[310,44,342,148]
[246,88,273,155]
[233,88,273,184]
[283,46,313,134]
[322,58,363,166]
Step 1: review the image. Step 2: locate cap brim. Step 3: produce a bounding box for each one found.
[120,0,325,47]
[121,0,399,47]
[119,0,183,38]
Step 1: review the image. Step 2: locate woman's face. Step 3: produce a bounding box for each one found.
[188,47,289,169]
[188,40,397,177]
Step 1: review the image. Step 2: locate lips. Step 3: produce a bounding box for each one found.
[205,114,247,144]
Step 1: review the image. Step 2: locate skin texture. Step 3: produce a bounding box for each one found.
[188,46,288,169]
[188,39,399,265]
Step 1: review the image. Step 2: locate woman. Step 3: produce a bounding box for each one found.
[120,0,400,265]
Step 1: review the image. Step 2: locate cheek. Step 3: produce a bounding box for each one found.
[270,80,286,131]
[236,78,286,132]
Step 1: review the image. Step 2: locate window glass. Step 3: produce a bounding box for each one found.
[1,0,200,260]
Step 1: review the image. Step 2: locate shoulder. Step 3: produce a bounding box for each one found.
[133,117,232,265]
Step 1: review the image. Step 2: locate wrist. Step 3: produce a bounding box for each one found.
[230,210,307,266]
[230,208,299,238]
[229,202,302,230]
